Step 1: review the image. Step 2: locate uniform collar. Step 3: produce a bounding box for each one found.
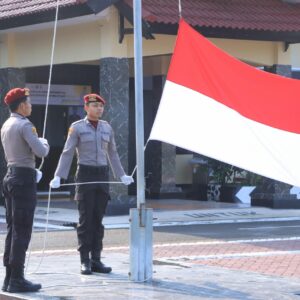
[11,112,26,119]
[84,116,100,126]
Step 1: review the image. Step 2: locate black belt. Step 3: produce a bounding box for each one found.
[77,164,108,175]
[7,166,35,176]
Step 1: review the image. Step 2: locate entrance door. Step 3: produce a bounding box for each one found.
[30,105,68,190]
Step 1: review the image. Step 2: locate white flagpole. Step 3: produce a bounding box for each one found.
[129,0,153,282]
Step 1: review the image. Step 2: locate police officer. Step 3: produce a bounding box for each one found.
[50,94,133,275]
[1,88,49,293]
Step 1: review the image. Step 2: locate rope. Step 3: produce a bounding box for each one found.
[28,135,151,272]
[38,0,60,171]
[130,138,150,177]
[28,187,52,274]
[28,179,133,274]
[28,134,152,274]
[61,181,122,186]
[42,0,60,138]
[26,0,60,274]
[25,0,152,277]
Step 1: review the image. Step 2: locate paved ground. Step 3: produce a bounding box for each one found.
[2,199,300,232]
[1,199,300,299]
[153,238,300,278]
[1,248,300,299]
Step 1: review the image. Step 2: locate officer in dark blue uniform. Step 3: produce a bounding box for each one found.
[1,88,49,293]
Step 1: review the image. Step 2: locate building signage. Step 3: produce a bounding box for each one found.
[26,83,91,106]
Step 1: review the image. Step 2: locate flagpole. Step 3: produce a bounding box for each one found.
[134,0,145,212]
[129,0,153,282]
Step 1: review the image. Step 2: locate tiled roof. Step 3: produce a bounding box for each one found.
[0,0,82,20]
[132,0,300,32]
[1,0,300,33]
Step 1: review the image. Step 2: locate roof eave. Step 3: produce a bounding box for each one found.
[0,3,93,31]
[149,22,300,43]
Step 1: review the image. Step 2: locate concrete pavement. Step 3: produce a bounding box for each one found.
[1,250,300,299]
[1,199,300,299]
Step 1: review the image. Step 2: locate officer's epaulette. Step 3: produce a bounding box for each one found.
[72,119,84,126]
[24,118,32,124]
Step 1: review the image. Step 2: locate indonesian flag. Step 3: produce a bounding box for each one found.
[149,19,300,187]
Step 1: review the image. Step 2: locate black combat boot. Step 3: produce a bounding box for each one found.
[80,251,92,275]
[91,251,112,274]
[2,266,11,292]
[7,266,41,293]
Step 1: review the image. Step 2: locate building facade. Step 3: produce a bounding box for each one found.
[1,0,300,210]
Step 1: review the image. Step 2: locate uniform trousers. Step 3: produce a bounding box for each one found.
[2,167,36,268]
[75,164,109,255]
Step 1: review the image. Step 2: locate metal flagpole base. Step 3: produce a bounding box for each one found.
[129,207,153,282]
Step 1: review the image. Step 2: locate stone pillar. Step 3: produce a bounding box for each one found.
[145,140,161,198]
[251,177,298,208]
[160,143,182,195]
[251,64,297,208]
[0,68,25,204]
[265,64,292,78]
[99,58,136,214]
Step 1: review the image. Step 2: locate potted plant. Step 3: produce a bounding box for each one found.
[244,171,264,187]
[207,158,243,202]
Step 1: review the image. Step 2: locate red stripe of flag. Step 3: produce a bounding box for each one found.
[167,19,300,134]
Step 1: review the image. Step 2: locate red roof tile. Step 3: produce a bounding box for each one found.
[2,0,300,33]
[0,0,82,20]
[127,0,300,32]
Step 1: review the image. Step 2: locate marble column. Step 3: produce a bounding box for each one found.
[160,143,182,194]
[0,68,25,204]
[99,58,136,214]
[251,64,296,208]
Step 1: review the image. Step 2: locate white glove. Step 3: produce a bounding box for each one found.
[120,175,134,186]
[50,176,61,189]
[36,169,42,183]
[39,137,49,145]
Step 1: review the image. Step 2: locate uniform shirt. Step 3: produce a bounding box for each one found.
[55,117,125,179]
[1,113,50,169]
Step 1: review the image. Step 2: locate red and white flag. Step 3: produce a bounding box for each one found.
[149,19,300,187]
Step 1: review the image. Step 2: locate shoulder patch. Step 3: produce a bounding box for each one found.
[32,127,37,135]
[68,127,74,136]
